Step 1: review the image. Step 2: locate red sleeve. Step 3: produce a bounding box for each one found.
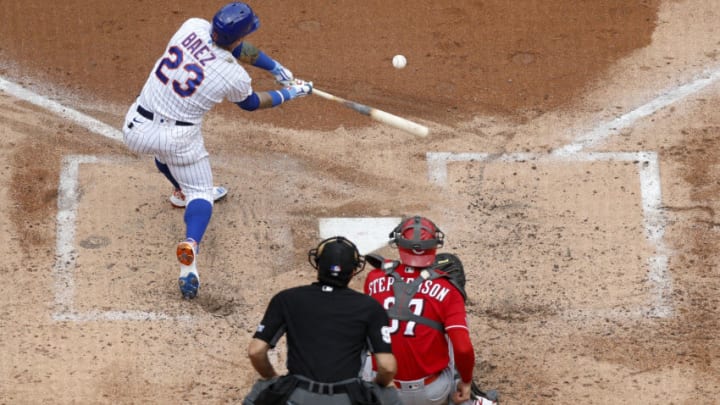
[440,284,474,381]
[447,327,475,383]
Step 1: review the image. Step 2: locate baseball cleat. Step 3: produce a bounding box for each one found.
[170,186,228,208]
[176,238,198,266]
[178,272,200,299]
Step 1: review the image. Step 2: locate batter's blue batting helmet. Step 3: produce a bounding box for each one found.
[212,2,260,46]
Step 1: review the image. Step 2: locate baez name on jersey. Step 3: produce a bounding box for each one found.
[367,276,451,302]
[180,32,217,66]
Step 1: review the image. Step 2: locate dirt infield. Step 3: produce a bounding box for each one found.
[2,1,720,403]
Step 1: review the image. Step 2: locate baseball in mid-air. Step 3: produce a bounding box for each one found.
[392,54,407,69]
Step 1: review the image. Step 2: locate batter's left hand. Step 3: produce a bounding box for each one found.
[270,63,294,86]
[287,79,313,98]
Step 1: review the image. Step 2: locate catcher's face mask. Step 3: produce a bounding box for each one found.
[390,216,445,268]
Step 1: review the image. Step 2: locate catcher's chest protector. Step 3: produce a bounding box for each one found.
[385,267,445,332]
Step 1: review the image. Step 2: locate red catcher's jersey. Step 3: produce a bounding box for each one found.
[363,263,469,380]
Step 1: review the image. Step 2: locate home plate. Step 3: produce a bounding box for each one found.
[319,217,401,254]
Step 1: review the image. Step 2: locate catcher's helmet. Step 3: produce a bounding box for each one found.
[308,236,366,287]
[212,2,260,46]
[390,216,445,268]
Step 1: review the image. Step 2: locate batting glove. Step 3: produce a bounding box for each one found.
[287,79,313,99]
[270,63,295,87]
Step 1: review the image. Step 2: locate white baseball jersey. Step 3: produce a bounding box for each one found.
[138,18,253,124]
[123,18,252,203]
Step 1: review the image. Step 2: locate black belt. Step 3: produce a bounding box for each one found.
[295,378,355,395]
[137,105,193,126]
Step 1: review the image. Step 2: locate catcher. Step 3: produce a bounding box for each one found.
[363,216,499,405]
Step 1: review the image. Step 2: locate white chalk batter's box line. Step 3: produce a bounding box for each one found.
[54,153,672,322]
[427,151,672,319]
[53,155,193,322]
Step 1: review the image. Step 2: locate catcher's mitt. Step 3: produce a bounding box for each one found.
[365,253,385,269]
[433,253,467,301]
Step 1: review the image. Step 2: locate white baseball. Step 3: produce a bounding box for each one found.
[392,55,407,69]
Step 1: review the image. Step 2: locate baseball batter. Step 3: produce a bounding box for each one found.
[364,216,497,405]
[122,2,312,299]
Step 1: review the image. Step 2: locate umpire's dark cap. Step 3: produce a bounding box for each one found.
[308,236,366,287]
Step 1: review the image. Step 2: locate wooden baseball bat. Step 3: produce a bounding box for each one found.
[312,88,429,137]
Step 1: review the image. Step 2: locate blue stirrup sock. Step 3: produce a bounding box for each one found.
[154,158,180,190]
[184,199,213,244]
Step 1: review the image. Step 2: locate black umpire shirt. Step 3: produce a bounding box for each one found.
[253,282,392,382]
